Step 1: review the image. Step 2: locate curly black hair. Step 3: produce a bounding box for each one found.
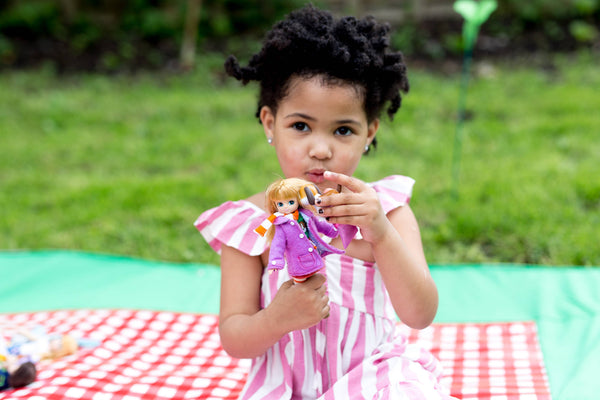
[224,5,409,149]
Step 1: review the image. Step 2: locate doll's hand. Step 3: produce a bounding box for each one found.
[319,171,392,244]
[267,274,330,333]
[268,258,285,270]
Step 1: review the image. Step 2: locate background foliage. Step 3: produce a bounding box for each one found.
[0,0,307,71]
[0,0,598,72]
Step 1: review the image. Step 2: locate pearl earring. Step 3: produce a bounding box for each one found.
[267,138,273,144]
[364,144,370,152]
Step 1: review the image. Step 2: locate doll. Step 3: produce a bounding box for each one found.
[255,178,356,283]
[0,325,87,391]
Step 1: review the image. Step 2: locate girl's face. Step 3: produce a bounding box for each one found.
[260,76,379,192]
[275,197,298,214]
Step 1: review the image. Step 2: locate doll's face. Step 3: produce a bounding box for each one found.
[275,198,298,214]
[260,75,379,192]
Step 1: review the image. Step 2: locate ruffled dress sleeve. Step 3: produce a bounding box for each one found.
[194,200,269,256]
[370,175,415,214]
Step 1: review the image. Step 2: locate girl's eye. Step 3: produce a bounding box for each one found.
[288,200,295,206]
[292,122,309,132]
[335,126,353,136]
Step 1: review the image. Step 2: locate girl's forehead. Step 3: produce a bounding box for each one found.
[286,74,364,98]
[279,76,367,119]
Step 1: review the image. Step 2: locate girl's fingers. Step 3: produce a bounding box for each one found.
[301,273,326,290]
[321,203,368,218]
[323,171,367,194]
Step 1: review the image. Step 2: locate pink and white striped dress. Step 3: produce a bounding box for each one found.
[195,175,454,400]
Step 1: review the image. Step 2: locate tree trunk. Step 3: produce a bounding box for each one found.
[180,0,202,71]
[60,0,77,23]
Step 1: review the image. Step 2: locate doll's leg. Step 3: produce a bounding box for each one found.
[292,272,316,284]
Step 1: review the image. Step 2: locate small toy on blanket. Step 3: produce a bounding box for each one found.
[0,359,35,391]
[1,325,99,391]
[1,328,37,390]
[254,178,357,283]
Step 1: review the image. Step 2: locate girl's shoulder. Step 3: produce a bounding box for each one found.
[369,175,415,214]
[245,191,266,209]
[194,193,268,256]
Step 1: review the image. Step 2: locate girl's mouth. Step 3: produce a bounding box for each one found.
[306,170,325,183]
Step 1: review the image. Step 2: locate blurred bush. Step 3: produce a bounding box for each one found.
[390,0,599,61]
[0,0,306,72]
[491,0,599,47]
[0,0,598,72]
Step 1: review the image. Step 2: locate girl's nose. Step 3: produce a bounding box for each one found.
[308,139,332,160]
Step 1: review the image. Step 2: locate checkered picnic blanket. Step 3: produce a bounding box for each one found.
[0,310,551,399]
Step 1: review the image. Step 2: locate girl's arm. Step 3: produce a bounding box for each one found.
[219,244,330,358]
[319,171,438,329]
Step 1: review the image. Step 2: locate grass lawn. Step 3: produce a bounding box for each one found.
[1,51,598,266]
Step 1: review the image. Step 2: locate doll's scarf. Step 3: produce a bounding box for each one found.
[254,210,299,237]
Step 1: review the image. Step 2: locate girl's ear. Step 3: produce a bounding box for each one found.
[367,118,379,146]
[260,106,275,142]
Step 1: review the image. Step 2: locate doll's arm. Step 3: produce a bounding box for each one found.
[268,226,286,270]
[313,217,339,238]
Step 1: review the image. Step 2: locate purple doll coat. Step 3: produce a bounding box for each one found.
[268,209,344,278]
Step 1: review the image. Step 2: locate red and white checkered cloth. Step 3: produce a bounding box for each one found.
[0,310,551,399]
[399,322,551,399]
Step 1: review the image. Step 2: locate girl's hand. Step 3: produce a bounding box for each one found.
[266,273,330,333]
[319,171,391,244]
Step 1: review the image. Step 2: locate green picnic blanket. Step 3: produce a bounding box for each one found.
[1,250,598,399]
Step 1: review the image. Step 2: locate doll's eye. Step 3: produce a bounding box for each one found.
[277,202,284,207]
[288,200,295,206]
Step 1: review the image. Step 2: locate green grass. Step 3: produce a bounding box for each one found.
[1,51,598,266]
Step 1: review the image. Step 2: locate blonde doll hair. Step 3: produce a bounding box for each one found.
[264,178,313,243]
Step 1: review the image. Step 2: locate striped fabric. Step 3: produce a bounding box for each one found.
[195,175,415,256]
[195,200,269,256]
[195,175,454,399]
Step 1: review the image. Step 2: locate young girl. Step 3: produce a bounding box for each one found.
[195,5,453,399]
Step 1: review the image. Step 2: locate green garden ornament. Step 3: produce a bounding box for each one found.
[454,0,498,51]
[451,0,497,197]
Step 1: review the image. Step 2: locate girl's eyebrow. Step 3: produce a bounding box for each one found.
[336,118,362,127]
[285,113,362,127]
[284,112,315,121]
